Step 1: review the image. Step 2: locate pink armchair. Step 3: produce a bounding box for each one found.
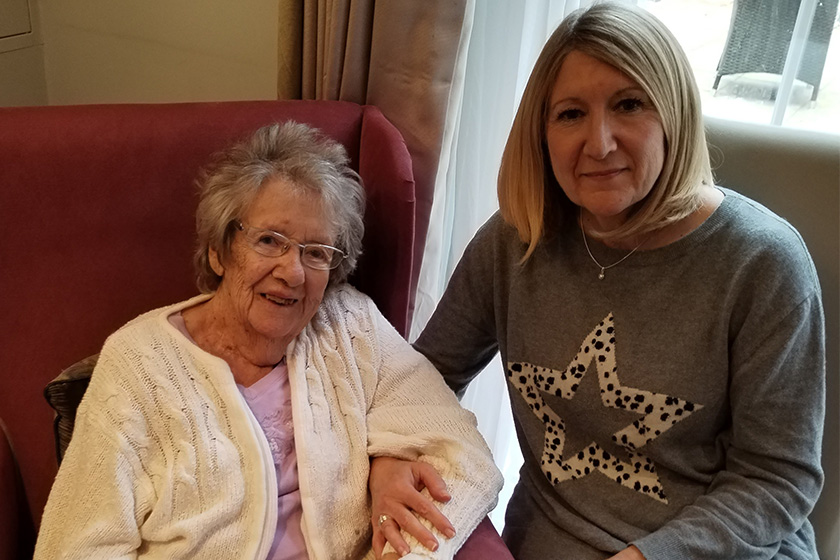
[0,100,509,559]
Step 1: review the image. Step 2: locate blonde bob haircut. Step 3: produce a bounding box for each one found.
[498,1,713,260]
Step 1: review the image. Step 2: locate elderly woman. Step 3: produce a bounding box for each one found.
[34,122,502,560]
[370,3,825,560]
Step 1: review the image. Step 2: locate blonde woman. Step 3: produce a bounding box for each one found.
[370,3,825,559]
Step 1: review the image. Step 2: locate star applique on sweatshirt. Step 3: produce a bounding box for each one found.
[507,313,704,503]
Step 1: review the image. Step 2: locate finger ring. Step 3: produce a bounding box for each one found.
[378,514,391,527]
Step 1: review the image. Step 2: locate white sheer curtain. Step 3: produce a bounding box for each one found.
[409,0,596,529]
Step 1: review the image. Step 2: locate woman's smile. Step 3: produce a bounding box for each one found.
[261,292,297,306]
[580,168,626,180]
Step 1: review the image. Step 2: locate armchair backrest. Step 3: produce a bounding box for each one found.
[0,100,417,548]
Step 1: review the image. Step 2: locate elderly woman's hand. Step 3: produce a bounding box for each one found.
[370,456,456,558]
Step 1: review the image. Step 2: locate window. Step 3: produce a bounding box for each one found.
[640,0,839,134]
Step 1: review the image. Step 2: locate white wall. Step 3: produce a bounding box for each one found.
[34,0,280,105]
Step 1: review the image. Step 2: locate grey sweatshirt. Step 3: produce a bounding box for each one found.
[414,189,825,559]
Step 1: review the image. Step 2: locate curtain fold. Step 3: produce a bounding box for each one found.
[277,1,303,100]
[300,0,374,101]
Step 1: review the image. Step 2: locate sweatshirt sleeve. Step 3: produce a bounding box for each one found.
[634,292,826,559]
[413,215,507,397]
[34,348,154,560]
[365,302,503,559]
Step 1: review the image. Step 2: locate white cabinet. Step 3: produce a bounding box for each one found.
[0,0,31,39]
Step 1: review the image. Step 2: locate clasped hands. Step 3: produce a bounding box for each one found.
[369,456,646,560]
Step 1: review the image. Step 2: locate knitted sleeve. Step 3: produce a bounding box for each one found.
[634,281,826,556]
[364,299,503,559]
[33,344,155,560]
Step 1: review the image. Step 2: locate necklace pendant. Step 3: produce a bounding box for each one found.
[580,209,647,282]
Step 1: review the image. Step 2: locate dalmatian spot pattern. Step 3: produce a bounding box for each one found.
[506,313,703,504]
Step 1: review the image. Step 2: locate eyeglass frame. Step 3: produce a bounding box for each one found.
[232,220,346,270]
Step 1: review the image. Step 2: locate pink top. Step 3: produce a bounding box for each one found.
[168,312,308,559]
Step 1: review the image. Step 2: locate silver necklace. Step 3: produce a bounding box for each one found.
[579,212,647,280]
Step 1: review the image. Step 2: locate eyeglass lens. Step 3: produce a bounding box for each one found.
[238,223,343,270]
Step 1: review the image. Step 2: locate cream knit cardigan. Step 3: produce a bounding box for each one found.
[35,285,502,560]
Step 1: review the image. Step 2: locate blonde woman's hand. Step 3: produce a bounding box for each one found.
[370,456,455,558]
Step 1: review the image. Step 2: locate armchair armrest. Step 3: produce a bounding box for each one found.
[455,517,513,559]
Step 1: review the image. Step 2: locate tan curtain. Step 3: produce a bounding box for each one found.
[277,0,472,305]
[278,0,376,101]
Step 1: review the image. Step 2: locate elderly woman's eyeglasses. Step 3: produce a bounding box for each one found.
[234,221,346,270]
